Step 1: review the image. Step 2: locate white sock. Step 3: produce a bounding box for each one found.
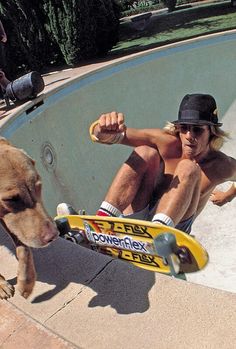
[152,213,174,227]
[98,201,122,217]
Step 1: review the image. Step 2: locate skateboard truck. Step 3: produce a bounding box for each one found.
[55,217,84,244]
[154,233,180,276]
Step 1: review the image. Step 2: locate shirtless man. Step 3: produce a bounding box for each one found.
[89,93,236,234]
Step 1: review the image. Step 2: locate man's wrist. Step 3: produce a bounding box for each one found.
[226,183,236,202]
[89,120,126,144]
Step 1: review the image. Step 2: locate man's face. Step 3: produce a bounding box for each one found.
[177,124,211,160]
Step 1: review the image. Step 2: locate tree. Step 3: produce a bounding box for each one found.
[163,0,177,12]
[116,0,137,11]
[90,0,120,57]
[0,0,61,77]
[43,0,120,65]
[0,0,120,74]
[42,0,83,66]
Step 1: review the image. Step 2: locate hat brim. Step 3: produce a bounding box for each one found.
[172,119,223,127]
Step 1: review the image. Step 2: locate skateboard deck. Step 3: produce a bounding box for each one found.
[55,214,208,276]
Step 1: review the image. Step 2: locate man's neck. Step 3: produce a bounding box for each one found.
[182,147,211,163]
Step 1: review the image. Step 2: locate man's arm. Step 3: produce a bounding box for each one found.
[89,111,165,148]
[210,156,236,206]
[210,182,236,206]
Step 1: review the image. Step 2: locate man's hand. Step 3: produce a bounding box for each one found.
[210,183,236,206]
[210,191,229,206]
[90,111,127,144]
[96,111,126,135]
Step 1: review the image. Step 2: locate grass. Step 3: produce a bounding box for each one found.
[110,1,236,56]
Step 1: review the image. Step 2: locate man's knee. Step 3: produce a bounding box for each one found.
[126,145,160,172]
[175,159,201,183]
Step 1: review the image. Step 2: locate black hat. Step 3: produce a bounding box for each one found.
[172,94,222,126]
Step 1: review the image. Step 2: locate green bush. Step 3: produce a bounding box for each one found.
[91,0,120,57]
[0,0,59,78]
[42,0,82,66]
[163,0,177,12]
[0,0,120,75]
[117,0,138,11]
[43,0,120,65]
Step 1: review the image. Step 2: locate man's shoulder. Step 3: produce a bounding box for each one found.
[155,129,179,147]
[159,128,179,140]
[210,150,235,162]
[155,130,180,157]
[201,151,231,171]
[207,151,236,181]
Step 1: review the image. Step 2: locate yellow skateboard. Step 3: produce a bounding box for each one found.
[54,214,208,276]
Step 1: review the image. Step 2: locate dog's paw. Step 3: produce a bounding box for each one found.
[17,279,35,298]
[0,279,15,299]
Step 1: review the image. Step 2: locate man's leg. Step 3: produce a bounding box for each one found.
[97,145,161,216]
[153,159,201,226]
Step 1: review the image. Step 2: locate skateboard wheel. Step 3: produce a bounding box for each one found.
[64,232,84,244]
[177,246,192,264]
[154,233,178,257]
[55,217,71,236]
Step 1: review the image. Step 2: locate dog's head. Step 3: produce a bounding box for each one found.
[0,138,59,248]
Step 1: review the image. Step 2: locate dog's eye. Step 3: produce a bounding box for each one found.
[2,195,26,212]
[3,195,22,205]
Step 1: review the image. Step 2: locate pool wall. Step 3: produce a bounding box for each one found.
[1,31,236,216]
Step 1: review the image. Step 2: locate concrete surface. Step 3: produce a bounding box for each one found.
[0,301,76,349]
[1,31,236,349]
[1,229,236,349]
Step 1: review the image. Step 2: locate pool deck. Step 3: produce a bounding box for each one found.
[1,33,236,348]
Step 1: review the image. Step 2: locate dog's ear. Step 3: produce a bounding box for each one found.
[0,137,12,146]
[0,137,36,165]
[19,149,36,166]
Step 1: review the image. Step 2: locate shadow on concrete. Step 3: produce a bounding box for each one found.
[0,230,155,314]
[85,259,155,314]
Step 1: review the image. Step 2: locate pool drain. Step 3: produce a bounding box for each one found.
[41,142,57,171]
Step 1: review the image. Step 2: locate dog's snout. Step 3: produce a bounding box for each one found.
[41,221,59,244]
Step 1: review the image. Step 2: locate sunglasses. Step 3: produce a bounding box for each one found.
[177,124,208,136]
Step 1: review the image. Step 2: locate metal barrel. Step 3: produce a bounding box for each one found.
[6,71,44,101]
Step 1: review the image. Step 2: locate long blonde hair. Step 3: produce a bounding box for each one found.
[163,122,229,151]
